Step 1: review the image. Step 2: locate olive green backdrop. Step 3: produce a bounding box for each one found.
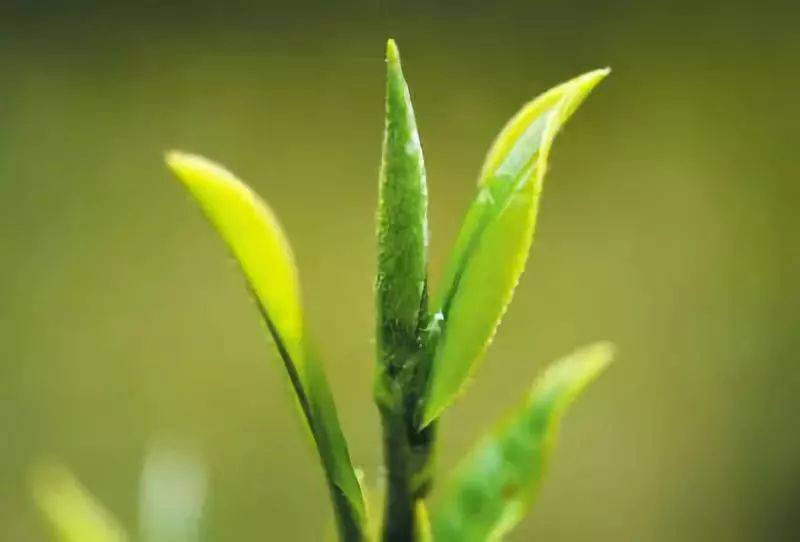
[1,1,797,540]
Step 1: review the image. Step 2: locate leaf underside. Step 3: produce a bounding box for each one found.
[432,342,614,541]
[166,153,367,541]
[421,69,610,427]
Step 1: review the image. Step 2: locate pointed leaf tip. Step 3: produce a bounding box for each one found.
[481,67,610,183]
[165,150,219,182]
[386,38,400,63]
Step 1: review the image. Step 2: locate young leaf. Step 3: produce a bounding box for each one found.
[374,39,437,542]
[431,342,614,541]
[421,69,610,426]
[30,462,129,542]
[166,152,304,370]
[166,153,367,541]
[376,38,429,372]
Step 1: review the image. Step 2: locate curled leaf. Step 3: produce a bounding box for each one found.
[422,69,610,426]
[432,342,614,541]
[376,37,429,372]
[373,41,438,540]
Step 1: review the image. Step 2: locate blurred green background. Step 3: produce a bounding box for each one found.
[1,1,798,540]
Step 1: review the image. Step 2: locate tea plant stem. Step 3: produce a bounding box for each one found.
[380,405,416,542]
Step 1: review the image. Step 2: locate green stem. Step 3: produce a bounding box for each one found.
[377,375,437,542]
[375,295,438,541]
[380,405,415,542]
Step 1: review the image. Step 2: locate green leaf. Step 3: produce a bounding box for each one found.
[166,153,367,541]
[376,38,429,372]
[30,462,129,542]
[421,69,610,426]
[431,342,614,541]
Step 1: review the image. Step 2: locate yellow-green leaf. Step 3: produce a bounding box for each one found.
[166,152,304,373]
[421,69,610,426]
[30,462,129,542]
[166,152,367,541]
[431,342,614,541]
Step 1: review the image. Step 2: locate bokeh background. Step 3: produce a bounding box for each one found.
[1,1,798,540]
